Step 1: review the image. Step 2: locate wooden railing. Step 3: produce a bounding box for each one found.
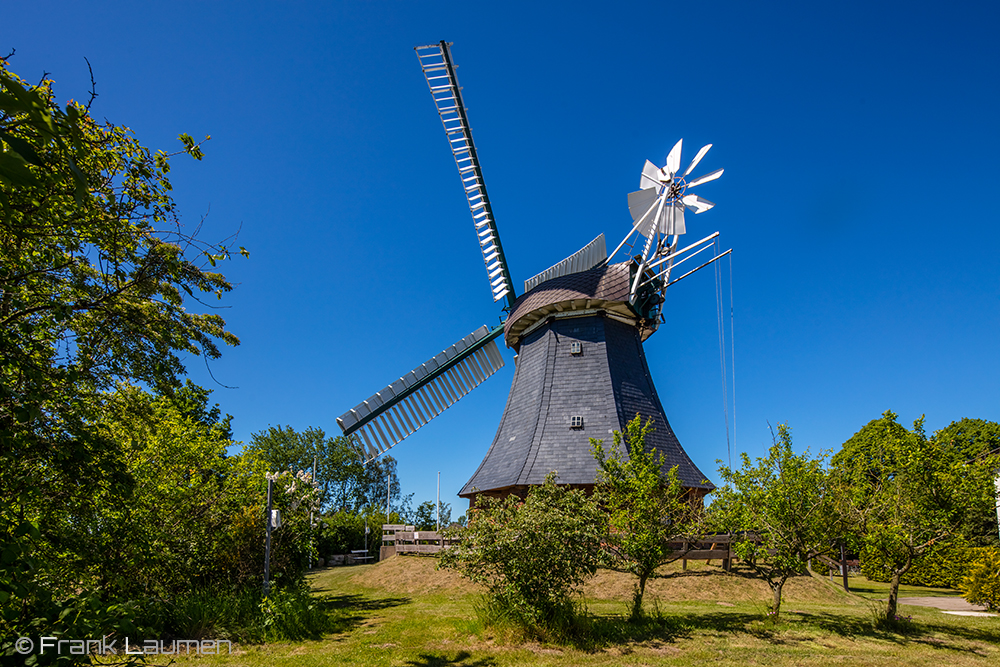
[381,524,458,557]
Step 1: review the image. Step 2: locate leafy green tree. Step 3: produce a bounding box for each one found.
[591,414,704,619]
[935,418,1000,460]
[245,425,405,514]
[439,474,605,636]
[933,418,1000,547]
[714,423,841,619]
[0,59,242,657]
[414,500,452,530]
[832,411,998,623]
[91,383,239,596]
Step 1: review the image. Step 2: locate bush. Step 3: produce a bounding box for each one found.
[439,474,604,640]
[258,585,337,641]
[961,548,1000,611]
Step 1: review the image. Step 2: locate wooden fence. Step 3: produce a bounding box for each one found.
[381,525,748,567]
[665,535,741,570]
[380,524,459,559]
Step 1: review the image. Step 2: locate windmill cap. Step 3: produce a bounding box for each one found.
[504,262,645,349]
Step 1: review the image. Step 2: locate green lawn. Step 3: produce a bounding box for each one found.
[144,558,999,666]
[845,574,962,600]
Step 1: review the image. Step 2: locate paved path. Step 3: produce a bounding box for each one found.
[898,596,992,613]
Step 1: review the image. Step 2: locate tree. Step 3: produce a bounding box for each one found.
[414,500,451,530]
[0,59,242,655]
[933,419,1000,547]
[831,411,998,623]
[714,423,841,619]
[439,474,605,636]
[245,425,406,514]
[934,418,1000,461]
[591,414,704,619]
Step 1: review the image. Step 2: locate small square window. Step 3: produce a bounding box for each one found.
[570,415,583,428]
[570,341,582,355]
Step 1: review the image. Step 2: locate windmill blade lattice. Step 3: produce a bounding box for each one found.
[415,42,516,307]
[337,325,506,463]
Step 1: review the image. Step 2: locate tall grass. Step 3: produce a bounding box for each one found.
[134,585,338,643]
[473,592,692,649]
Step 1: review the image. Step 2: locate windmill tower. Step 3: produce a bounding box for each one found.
[336,42,730,506]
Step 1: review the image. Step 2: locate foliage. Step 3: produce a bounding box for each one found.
[933,418,1000,547]
[439,474,605,638]
[87,383,248,596]
[319,512,369,556]
[317,508,408,558]
[124,583,338,645]
[960,547,1000,611]
[591,414,703,619]
[714,423,841,619]
[935,418,1000,460]
[414,500,452,531]
[831,410,998,623]
[0,59,243,657]
[257,583,338,641]
[861,535,976,589]
[245,425,408,514]
[263,468,323,587]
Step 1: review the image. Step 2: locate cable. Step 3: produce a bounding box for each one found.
[714,238,732,469]
[729,251,736,465]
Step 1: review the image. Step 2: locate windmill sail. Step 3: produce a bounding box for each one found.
[415,41,516,308]
[524,234,607,293]
[337,325,506,462]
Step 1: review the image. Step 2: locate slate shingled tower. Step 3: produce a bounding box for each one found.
[459,262,714,502]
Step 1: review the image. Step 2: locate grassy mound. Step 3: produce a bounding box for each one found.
[314,553,480,597]
[322,554,857,608]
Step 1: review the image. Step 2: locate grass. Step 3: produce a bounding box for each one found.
[845,575,963,600]
[144,557,1000,666]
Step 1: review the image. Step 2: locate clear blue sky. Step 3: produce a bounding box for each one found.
[6,1,999,511]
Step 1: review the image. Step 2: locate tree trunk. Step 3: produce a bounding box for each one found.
[886,569,901,621]
[631,572,649,620]
[771,577,786,619]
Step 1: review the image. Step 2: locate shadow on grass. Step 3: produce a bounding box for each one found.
[584,612,693,647]
[581,606,1000,654]
[310,593,411,638]
[320,593,411,612]
[759,610,1000,654]
[403,652,497,667]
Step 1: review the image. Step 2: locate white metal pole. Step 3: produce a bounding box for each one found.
[264,477,273,596]
[387,472,391,522]
[994,474,1000,542]
[436,471,441,531]
[310,456,316,569]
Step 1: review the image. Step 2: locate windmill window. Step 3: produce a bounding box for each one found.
[570,341,582,355]
[570,415,583,428]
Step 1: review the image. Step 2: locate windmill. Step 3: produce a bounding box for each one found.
[336,41,731,505]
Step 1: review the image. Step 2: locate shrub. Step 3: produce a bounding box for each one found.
[961,548,1000,611]
[439,474,604,640]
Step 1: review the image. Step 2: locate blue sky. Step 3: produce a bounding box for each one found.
[6,1,999,510]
